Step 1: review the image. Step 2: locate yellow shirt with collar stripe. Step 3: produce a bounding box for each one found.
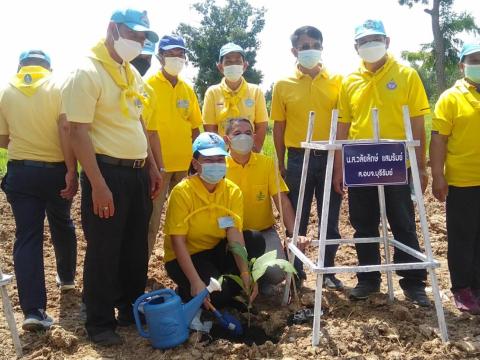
[433,79,480,187]
[270,67,342,148]
[226,153,288,231]
[164,175,243,262]
[146,71,202,172]
[62,56,148,159]
[338,55,430,140]
[202,79,268,136]
[0,73,64,162]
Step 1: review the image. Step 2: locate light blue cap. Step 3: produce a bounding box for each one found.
[111,8,159,43]
[192,132,229,157]
[459,43,480,61]
[19,50,51,66]
[219,42,245,62]
[354,19,386,40]
[141,39,156,55]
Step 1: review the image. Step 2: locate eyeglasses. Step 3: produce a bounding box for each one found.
[297,42,322,51]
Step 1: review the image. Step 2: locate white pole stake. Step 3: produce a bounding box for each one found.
[401,105,448,342]
[283,111,316,305]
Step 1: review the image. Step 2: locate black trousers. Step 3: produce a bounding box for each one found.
[446,186,480,291]
[348,183,427,289]
[165,230,265,308]
[81,163,152,336]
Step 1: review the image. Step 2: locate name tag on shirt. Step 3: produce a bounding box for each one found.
[218,216,234,229]
[244,98,254,107]
[177,99,189,109]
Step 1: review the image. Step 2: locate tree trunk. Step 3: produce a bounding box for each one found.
[426,0,447,93]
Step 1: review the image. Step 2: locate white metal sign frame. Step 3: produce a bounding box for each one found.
[283,106,448,345]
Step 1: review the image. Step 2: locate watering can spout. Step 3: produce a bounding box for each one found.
[183,277,221,324]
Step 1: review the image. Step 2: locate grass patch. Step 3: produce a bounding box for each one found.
[0,149,6,177]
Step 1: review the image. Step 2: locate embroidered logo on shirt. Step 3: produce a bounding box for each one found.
[256,191,266,201]
[177,99,190,109]
[386,80,397,90]
[23,74,32,84]
[244,98,254,107]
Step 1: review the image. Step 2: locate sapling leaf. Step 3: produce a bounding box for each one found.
[234,295,248,305]
[228,242,248,264]
[252,250,277,273]
[223,274,248,294]
[252,258,297,282]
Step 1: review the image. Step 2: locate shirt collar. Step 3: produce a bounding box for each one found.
[227,152,257,168]
[295,65,329,80]
[358,53,395,76]
[462,78,480,92]
[155,70,183,84]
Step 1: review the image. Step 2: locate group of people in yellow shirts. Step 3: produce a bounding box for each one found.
[1,6,480,347]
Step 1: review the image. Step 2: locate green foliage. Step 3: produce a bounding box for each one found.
[177,0,266,101]
[399,0,479,101]
[0,149,6,177]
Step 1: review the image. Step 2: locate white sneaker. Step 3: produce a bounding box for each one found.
[56,274,75,291]
[22,309,54,331]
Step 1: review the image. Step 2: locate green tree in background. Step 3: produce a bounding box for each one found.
[399,0,479,100]
[177,0,266,102]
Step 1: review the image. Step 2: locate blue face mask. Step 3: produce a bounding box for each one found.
[200,162,226,184]
[297,49,322,69]
[464,64,480,84]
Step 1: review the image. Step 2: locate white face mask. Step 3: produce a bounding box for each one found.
[113,24,143,63]
[297,49,322,69]
[163,57,185,76]
[357,41,387,63]
[464,64,480,83]
[230,134,254,154]
[223,65,244,82]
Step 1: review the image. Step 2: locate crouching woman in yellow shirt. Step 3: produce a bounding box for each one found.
[164,132,265,307]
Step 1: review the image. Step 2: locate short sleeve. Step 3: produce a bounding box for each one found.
[62,68,100,123]
[164,186,190,235]
[144,84,160,131]
[270,82,286,122]
[338,82,352,123]
[267,157,288,196]
[202,87,217,126]
[407,69,430,118]
[188,88,202,129]
[0,91,9,135]
[432,92,453,136]
[254,88,268,123]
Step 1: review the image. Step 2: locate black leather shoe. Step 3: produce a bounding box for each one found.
[89,330,123,346]
[349,281,380,300]
[323,275,344,291]
[403,286,431,307]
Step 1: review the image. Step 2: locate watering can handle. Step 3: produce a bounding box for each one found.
[133,289,177,338]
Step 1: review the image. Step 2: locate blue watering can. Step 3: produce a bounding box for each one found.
[133,278,221,349]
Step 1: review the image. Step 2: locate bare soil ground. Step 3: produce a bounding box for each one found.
[1,183,480,360]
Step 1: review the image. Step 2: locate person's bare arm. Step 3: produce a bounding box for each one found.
[0,135,8,148]
[203,124,218,133]
[192,127,200,142]
[170,234,206,297]
[147,130,164,172]
[333,122,350,195]
[429,132,448,201]
[253,122,267,153]
[273,120,286,177]
[58,114,78,199]
[141,119,163,199]
[69,121,114,218]
[411,115,428,193]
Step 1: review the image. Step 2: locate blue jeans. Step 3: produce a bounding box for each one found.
[1,162,77,315]
[348,183,427,289]
[286,148,341,279]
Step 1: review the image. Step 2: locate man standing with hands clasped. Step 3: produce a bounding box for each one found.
[334,19,430,307]
[62,8,162,346]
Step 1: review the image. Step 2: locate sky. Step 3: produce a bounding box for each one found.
[0,0,478,91]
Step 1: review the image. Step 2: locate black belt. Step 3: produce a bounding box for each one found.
[96,154,146,168]
[9,160,65,168]
[288,147,327,157]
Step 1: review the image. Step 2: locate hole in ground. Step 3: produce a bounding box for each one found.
[207,323,280,346]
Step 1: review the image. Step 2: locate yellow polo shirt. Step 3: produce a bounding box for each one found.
[226,153,288,231]
[202,78,268,135]
[0,72,64,162]
[62,57,148,159]
[146,72,202,172]
[433,79,480,187]
[271,67,342,148]
[164,175,243,262]
[339,55,430,140]
[142,81,160,132]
